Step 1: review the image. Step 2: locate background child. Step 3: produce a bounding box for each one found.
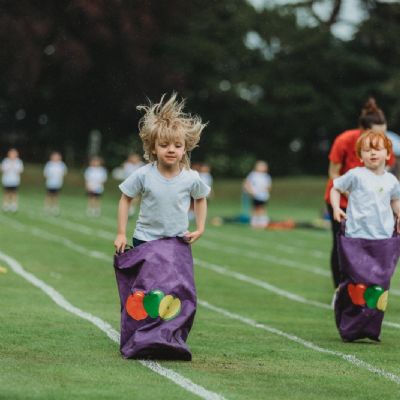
[84,156,108,217]
[114,93,210,252]
[122,153,145,178]
[199,163,213,198]
[244,160,272,228]
[330,131,400,239]
[122,153,144,216]
[1,148,24,213]
[43,151,67,215]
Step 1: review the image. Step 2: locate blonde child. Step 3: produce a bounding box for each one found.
[43,151,67,215]
[330,131,400,239]
[114,93,210,252]
[1,148,23,212]
[244,160,271,228]
[84,156,108,217]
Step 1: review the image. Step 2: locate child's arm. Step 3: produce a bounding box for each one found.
[330,187,347,222]
[391,198,400,233]
[114,194,132,252]
[185,197,207,244]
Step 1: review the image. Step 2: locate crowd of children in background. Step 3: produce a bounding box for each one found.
[0,147,222,220]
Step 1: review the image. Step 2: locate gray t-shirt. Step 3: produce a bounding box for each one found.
[119,163,210,241]
[334,167,400,239]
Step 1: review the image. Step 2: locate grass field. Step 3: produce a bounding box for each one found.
[1,165,400,399]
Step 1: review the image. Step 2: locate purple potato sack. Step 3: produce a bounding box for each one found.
[114,237,196,360]
[334,222,400,342]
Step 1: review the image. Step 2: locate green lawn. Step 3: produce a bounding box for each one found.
[1,166,400,399]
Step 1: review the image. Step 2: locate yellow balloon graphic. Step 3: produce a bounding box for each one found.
[159,295,181,321]
[377,291,388,312]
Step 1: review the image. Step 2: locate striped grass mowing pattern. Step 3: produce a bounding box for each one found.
[2,176,400,399]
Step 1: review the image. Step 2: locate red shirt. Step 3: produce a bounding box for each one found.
[324,129,395,208]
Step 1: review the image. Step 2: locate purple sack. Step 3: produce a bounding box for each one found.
[114,237,196,360]
[334,222,400,341]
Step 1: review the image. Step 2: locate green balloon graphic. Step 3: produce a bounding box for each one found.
[143,290,165,318]
[364,285,384,309]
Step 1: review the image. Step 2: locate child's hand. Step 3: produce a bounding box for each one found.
[183,230,203,244]
[333,207,347,223]
[114,234,127,253]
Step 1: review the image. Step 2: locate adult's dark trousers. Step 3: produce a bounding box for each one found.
[327,203,345,288]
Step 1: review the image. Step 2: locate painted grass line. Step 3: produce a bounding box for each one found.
[198,300,400,386]
[0,250,226,400]
[198,239,330,277]
[21,209,331,279]
[206,230,327,259]
[3,220,400,386]
[194,258,330,310]
[7,213,400,324]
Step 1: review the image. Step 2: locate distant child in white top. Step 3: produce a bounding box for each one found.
[331,131,400,239]
[84,156,108,217]
[114,93,210,252]
[244,160,272,228]
[122,153,144,216]
[199,163,213,198]
[1,148,24,212]
[43,151,67,215]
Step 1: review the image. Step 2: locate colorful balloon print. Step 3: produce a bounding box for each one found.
[159,295,181,321]
[364,285,384,309]
[377,290,389,312]
[126,291,148,321]
[347,283,367,306]
[144,290,165,318]
[347,283,389,312]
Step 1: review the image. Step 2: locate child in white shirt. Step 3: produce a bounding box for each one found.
[43,151,67,215]
[114,93,210,252]
[244,160,272,228]
[331,131,400,238]
[1,148,23,212]
[84,156,108,217]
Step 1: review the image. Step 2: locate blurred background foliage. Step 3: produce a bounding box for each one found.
[0,0,400,176]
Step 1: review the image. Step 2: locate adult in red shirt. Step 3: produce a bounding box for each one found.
[324,98,395,288]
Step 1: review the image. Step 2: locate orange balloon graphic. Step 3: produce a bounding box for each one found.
[347,283,367,306]
[126,291,148,321]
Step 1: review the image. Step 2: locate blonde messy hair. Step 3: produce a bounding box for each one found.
[137,93,206,169]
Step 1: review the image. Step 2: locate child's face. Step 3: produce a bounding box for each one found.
[91,158,101,167]
[8,149,18,159]
[360,138,389,171]
[51,153,61,162]
[153,135,185,168]
[255,162,268,173]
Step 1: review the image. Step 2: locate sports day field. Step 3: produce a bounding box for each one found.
[1,166,400,400]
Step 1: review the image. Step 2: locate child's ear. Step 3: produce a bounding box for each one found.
[386,153,391,161]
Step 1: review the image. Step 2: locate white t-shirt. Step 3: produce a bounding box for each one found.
[333,167,400,239]
[1,158,24,187]
[44,161,67,189]
[119,163,210,241]
[246,171,271,201]
[84,166,108,194]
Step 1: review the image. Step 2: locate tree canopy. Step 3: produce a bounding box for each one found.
[1,0,400,175]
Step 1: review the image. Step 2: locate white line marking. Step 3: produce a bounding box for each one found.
[194,258,331,310]
[198,239,330,277]
[5,213,400,324]
[198,300,400,385]
[2,218,400,385]
[0,250,226,400]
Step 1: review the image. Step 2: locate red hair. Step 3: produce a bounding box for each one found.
[355,130,393,158]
